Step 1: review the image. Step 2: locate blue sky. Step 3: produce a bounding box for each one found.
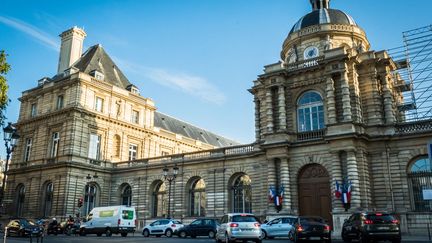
[0,0,431,158]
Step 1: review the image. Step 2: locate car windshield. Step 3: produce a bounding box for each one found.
[173,220,182,224]
[232,215,258,222]
[21,220,36,226]
[366,214,396,223]
[300,217,325,224]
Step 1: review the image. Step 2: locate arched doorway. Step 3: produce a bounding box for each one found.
[298,164,332,224]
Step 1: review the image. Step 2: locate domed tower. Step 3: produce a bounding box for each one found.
[282,0,370,64]
[250,0,407,219]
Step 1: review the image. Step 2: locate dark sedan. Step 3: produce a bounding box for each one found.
[5,218,44,237]
[289,216,331,243]
[176,218,218,238]
[342,212,401,243]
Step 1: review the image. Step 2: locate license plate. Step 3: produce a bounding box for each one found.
[310,237,321,240]
[377,227,389,230]
[240,228,253,231]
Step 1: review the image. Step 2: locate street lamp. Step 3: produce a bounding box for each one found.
[0,122,19,206]
[84,173,98,215]
[162,164,178,218]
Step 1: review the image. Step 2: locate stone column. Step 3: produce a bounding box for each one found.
[279,158,292,211]
[340,68,352,121]
[382,75,396,124]
[254,97,261,141]
[330,151,344,211]
[267,158,277,214]
[346,150,361,209]
[266,89,274,133]
[278,86,287,131]
[326,76,337,124]
[350,66,363,123]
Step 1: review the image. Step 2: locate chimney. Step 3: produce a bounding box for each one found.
[57,26,87,74]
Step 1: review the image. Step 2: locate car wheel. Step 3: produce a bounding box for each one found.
[179,231,187,238]
[105,228,112,237]
[121,232,127,237]
[143,229,150,237]
[165,229,173,237]
[260,230,267,240]
[208,230,215,239]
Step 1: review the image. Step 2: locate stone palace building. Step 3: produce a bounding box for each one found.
[5,0,432,234]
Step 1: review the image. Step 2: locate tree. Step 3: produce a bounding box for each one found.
[0,50,11,125]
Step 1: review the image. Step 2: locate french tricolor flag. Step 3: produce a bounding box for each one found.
[335,180,342,198]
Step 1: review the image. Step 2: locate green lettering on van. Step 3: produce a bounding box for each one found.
[99,210,115,217]
[122,210,134,220]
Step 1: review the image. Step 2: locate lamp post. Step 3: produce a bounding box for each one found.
[84,173,98,215]
[162,164,178,218]
[0,122,19,207]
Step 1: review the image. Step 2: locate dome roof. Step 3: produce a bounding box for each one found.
[289,8,357,34]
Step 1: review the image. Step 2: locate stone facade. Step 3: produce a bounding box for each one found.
[4,0,432,235]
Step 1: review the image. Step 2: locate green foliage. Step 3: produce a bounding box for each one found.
[0,50,11,125]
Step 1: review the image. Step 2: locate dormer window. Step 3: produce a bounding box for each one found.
[126,84,140,95]
[90,70,105,81]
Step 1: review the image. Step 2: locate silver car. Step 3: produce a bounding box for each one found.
[260,216,296,239]
[215,213,262,243]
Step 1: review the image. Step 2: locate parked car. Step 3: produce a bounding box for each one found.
[79,205,136,237]
[215,213,262,243]
[5,219,44,237]
[341,212,401,243]
[289,216,331,242]
[176,218,218,238]
[142,219,184,237]
[260,216,296,239]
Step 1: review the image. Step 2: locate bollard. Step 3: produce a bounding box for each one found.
[3,227,7,243]
[428,222,431,241]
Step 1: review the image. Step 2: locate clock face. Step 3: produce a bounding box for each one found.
[304,46,319,59]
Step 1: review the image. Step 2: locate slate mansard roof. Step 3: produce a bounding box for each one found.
[154,112,239,147]
[53,44,238,148]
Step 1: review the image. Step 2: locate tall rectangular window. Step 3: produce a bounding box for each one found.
[95,97,104,112]
[56,95,64,110]
[131,110,139,124]
[31,103,37,117]
[88,134,101,160]
[50,132,60,157]
[128,143,137,161]
[24,138,32,162]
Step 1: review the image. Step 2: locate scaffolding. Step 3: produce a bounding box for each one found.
[388,25,432,122]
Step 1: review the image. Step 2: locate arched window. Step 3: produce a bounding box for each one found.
[42,182,54,217]
[121,185,132,206]
[113,135,121,158]
[16,184,26,217]
[231,174,252,213]
[297,91,324,132]
[408,157,432,211]
[152,181,166,218]
[189,178,206,216]
[84,184,97,215]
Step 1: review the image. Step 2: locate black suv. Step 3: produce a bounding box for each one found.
[176,218,218,238]
[341,212,401,243]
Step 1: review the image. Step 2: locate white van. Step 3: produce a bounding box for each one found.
[79,205,136,237]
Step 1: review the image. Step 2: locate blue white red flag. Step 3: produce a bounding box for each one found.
[335,180,342,198]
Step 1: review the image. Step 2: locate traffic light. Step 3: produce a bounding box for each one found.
[77,197,83,208]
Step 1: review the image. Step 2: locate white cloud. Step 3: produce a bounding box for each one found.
[0,15,59,51]
[1,16,226,105]
[117,59,227,105]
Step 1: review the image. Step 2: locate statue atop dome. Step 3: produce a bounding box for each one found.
[310,0,330,10]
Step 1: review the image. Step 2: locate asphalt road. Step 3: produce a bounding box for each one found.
[0,234,429,243]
